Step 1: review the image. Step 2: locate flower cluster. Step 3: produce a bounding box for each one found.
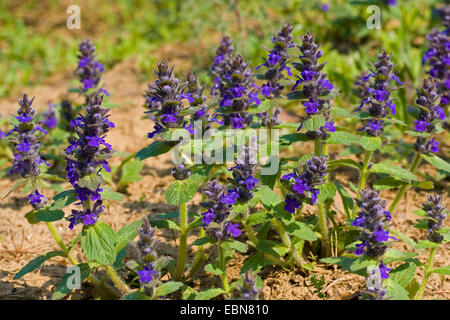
[291,32,336,138]
[65,92,115,229]
[211,36,234,95]
[422,5,449,108]
[228,136,259,203]
[184,70,212,131]
[281,155,327,214]
[7,94,49,209]
[214,54,261,129]
[352,188,395,279]
[422,194,447,243]
[256,23,295,126]
[357,50,402,137]
[362,265,387,300]
[144,60,192,138]
[171,162,191,181]
[200,179,241,241]
[135,219,168,293]
[413,78,444,154]
[237,270,261,300]
[42,103,58,130]
[74,40,108,95]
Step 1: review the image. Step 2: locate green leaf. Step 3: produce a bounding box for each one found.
[78,174,105,192]
[205,263,224,275]
[194,288,225,300]
[334,181,354,218]
[406,279,420,299]
[373,177,408,190]
[101,187,125,201]
[414,181,434,190]
[241,252,269,273]
[415,240,439,249]
[370,163,417,181]
[317,182,336,203]
[14,251,65,279]
[286,90,307,100]
[422,154,450,174]
[222,240,247,253]
[81,222,119,265]
[116,219,143,253]
[52,263,91,300]
[285,222,317,241]
[390,230,417,250]
[165,174,202,205]
[350,256,377,272]
[191,237,215,246]
[430,266,450,275]
[256,240,289,257]
[302,115,326,131]
[155,281,184,297]
[327,159,361,171]
[118,160,144,188]
[360,136,382,151]
[121,292,150,300]
[386,279,410,300]
[247,100,274,114]
[51,190,77,209]
[39,173,66,182]
[149,219,180,230]
[320,257,356,271]
[389,262,417,287]
[34,208,65,222]
[327,131,360,145]
[384,249,418,264]
[135,140,175,160]
[247,211,272,226]
[279,133,310,145]
[254,185,281,207]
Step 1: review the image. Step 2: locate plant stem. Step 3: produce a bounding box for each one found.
[415,246,437,300]
[175,202,188,280]
[358,150,373,191]
[219,243,230,295]
[389,152,422,214]
[314,138,329,257]
[350,150,373,219]
[104,265,131,295]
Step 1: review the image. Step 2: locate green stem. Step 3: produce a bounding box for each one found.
[219,243,230,295]
[358,150,373,191]
[415,246,437,300]
[314,138,329,257]
[175,202,188,280]
[271,218,291,248]
[389,152,421,214]
[104,265,131,295]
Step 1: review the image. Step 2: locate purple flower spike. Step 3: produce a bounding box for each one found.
[422,194,447,243]
[65,92,114,228]
[200,179,242,241]
[282,155,327,212]
[356,50,401,137]
[413,78,444,155]
[292,32,336,139]
[7,94,52,209]
[74,40,106,94]
[353,188,394,269]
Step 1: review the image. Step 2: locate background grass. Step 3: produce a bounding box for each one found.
[0,0,446,123]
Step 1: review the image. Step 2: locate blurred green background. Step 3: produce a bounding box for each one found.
[0,0,447,120]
